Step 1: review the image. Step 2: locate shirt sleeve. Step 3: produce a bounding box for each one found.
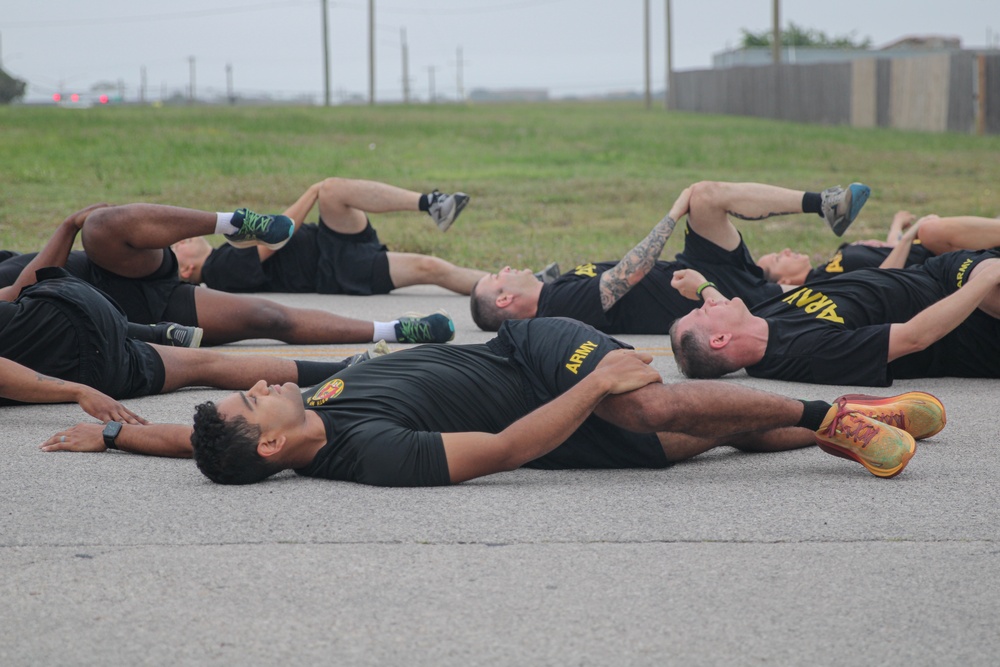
[348,422,451,487]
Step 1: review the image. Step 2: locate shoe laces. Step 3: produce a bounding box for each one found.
[857,407,906,431]
[398,317,431,342]
[239,210,270,234]
[824,400,881,449]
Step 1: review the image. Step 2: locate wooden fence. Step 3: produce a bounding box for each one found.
[671,52,999,135]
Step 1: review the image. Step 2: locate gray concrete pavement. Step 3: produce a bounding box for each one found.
[2,287,998,666]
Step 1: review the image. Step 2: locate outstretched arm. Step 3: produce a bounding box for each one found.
[41,422,193,458]
[440,350,662,483]
[0,204,109,302]
[598,188,691,312]
[0,358,146,423]
[888,259,1000,361]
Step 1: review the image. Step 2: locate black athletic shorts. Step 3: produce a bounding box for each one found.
[315,219,394,295]
[489,317,669,470]
[88,250,199,326]
[0,271,165,404]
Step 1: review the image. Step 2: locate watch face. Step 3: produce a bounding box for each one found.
[104,421,123,439]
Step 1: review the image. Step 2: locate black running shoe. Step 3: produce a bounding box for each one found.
[224,208,294,249]
[427,191,470,232]
[533,262,561,283]
[394,311,455,344]
[164,323,203,348]
[821,183,870,237]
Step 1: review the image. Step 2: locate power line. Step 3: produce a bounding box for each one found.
[4,1,312,29]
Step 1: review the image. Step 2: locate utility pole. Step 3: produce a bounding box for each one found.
[140,66,147,104]
[401,28,410,103]
[188,56,196,104]
[665,0,674,109]
[427,66,436,103]
[368,0,375,105]
[455,46,466,101]
[226,63,235,105]
[643,0,651,109]
[772,0,781,65]
[321,0,331,106]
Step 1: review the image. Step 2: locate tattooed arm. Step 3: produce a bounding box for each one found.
[598,188,691,312]
[0,357,146,423]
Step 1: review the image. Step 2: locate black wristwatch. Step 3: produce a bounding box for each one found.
[103,421,123,450]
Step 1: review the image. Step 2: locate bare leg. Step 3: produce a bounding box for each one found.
[153,345,301,392]
[317,177,422,234]
[192,288,375,345]
[315,177,484,294]
[654,427,814,464]
[918,215,1000,255]
[687,181,806,251]
[81,204,217,278]
[593,380,815,460]
[387,252,487,295]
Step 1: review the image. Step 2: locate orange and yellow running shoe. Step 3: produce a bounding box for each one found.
[816,407,916,478]
[836,392,946,440]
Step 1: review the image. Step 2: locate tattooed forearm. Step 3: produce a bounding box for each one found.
[599,214,677,312]
[35,373,66,386]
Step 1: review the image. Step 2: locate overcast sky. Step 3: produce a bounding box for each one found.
[3,0,998,103]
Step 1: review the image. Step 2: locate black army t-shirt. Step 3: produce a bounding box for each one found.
[805,242,933,283]
[746,253,988,386]
[536,225,782,334]
[294,343,534,486]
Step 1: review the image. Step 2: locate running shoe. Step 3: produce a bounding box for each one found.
[427,191,470,232]
[224,209,294,250]
[533,262,561,283]
[394,311,455,344]
[160,323,203,348]
[344,340,393,367]
[816,406,916,478]
[836,392,946,440]
[821,183,870,236]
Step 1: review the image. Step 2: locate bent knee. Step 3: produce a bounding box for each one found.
[80,205,127,249]
[688,181,724,212]
[318,177,350,203]
[915,219,954,254]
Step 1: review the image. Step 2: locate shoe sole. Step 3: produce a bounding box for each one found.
[225,232,293,251]
[830,183,872,236]
[839,391,945,440]
[830,183,870,236]
[815,436,916,478]
[437,194,470,232]
[188,327,204,348]
[225,216,295,250]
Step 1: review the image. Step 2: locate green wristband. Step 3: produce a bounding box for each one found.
[696,281,716,297]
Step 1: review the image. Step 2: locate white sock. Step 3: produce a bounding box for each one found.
[215,212,239,236]
[373,321,398,342]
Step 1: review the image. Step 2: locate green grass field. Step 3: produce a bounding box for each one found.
[2,102,998,271]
